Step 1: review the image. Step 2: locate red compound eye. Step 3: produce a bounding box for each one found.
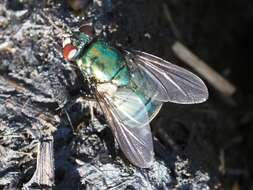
[63,44,77,61]
[79,24,95,37]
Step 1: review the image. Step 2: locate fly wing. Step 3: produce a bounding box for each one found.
[124,50,209,104]
[96,88,154,168]
[126,57,169,102]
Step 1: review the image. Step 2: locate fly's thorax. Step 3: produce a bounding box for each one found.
[63,24,95,60]
[79,40,130,86]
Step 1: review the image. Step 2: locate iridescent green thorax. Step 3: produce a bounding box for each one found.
[77,40,130,86]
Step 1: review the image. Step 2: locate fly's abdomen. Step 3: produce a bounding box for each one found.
[129,71,163,121]
[132,89,163,122]
[80,40,129,86]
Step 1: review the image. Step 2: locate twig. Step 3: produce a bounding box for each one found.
[172,41,236,97]
[23,136,55,189]
[219,149,225,175]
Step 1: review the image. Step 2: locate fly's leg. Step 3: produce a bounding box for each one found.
[77,97,97,122]
[64,108,75,133]
[77,97,105,132]
[56,94,90,133]
[89,101,95,122]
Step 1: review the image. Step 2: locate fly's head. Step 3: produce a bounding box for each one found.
[63,24,95,62]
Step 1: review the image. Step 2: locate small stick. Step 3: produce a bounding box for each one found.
[23,137,55,189]
[172,41,236,97]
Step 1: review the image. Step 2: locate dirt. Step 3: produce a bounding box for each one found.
[0,0,252,189]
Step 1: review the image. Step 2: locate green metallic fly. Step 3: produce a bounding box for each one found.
[63,24,208,168]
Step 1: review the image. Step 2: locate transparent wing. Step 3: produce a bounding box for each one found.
[96,88,154,168]
[124,50,209,104]
[127,57,169,102]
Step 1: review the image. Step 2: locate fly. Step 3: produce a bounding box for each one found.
[62,24,209,168]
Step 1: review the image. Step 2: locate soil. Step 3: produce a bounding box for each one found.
[0,0,252,189]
